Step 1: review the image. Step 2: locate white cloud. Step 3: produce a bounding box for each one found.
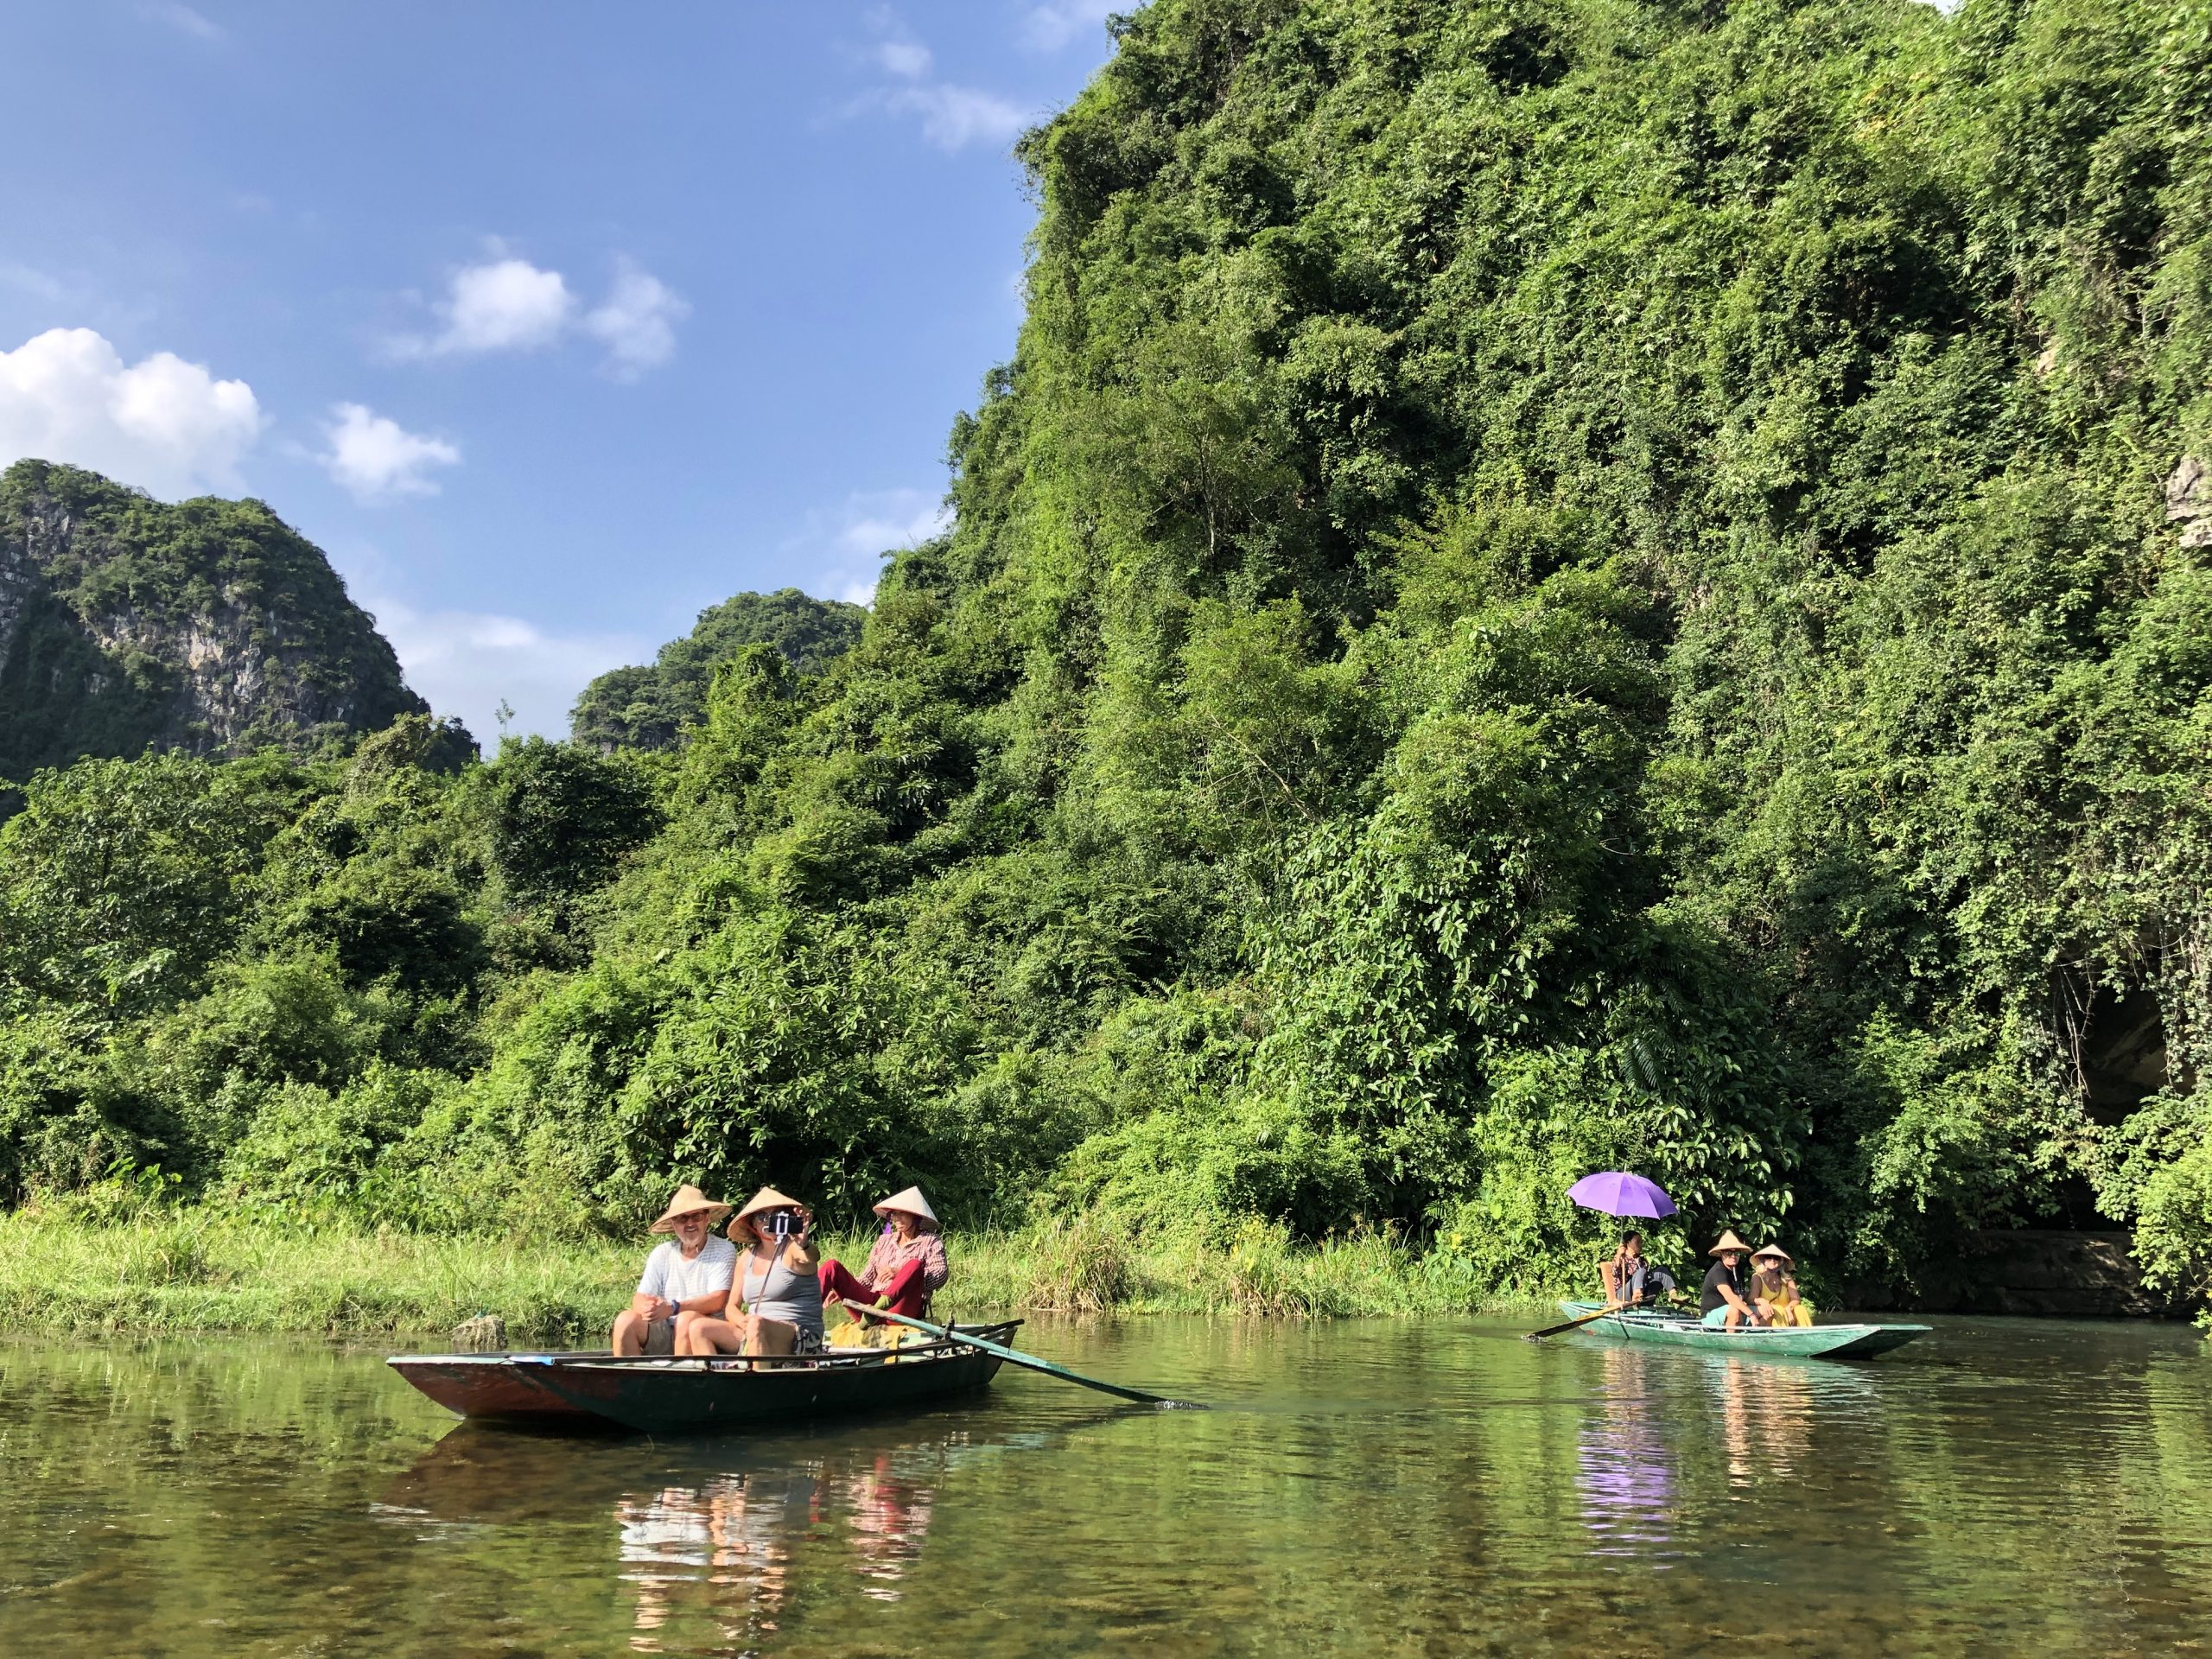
[583,258,690,379]
[1019,0,1121,54]
[392,252,683,375]
[850,11,1033,151]
[143,2,223,41]
[883,84,1030,151]
[787,486,952,606]
[368,594,643,743]
[875,35,932,78]
[0,327,261,498]
[318,403,459,502]
[0,263,71,303]
[397,257,575,359]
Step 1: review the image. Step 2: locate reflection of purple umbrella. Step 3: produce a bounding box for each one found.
[1567,1171,1677,1219]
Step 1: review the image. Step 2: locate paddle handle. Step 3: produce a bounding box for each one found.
[845,1305,1193,1408]
[1525,1292,1683,1341]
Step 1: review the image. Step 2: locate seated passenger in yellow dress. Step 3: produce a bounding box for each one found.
[1749,1243,1814,1327]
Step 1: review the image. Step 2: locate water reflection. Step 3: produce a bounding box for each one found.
[618,1465,824,1651]
[845,1453,936,1600]
[1577,1346,1679,1560]
[1704,1351,1877,1488]
[1709,1356,1815,1485]
[384,1431,947,1645]
[8,1320,2212,1657]
[1574,1344,1891,1568]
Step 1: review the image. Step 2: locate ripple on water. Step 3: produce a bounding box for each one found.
[1,1316,2209,1656]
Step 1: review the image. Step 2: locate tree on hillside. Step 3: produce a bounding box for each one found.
[570,588,868,750]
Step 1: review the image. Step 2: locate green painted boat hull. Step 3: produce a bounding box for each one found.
[511,1320,1022,1434]
[1556,1301,1930,1360]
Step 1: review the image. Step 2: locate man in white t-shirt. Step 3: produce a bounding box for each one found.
[612,1185,740,1356]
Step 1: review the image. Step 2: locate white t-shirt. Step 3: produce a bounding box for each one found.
[636,1235,737,1309]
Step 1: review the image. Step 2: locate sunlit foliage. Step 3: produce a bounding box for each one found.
[4,0,2211,1304]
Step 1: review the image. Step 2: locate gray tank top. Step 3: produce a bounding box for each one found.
[741,1248,823,1337]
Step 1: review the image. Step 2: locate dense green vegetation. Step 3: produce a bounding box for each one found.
[0,1200,1469,1336]
[5,0,2211,1313]
[569,588,867,750]
[0,460,431,787]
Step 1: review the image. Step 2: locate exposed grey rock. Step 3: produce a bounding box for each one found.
[0,530,31,682]
[2167,454,2204,518]
[451,1313,507,1352]
[2161,457,2212,547]
[1,459,435,784]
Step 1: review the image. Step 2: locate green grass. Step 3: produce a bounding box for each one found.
[0,1203,1535,1339]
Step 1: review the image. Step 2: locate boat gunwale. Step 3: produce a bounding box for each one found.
[389,1319,1025,1374]
[1554,1300,1931,1358]
[515,1324,1020,1433]
[1556,1300,1930,1336]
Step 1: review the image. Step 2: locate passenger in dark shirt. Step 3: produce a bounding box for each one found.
[1700,1230,1761,1330]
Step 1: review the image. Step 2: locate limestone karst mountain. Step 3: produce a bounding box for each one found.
[0,458,442,782]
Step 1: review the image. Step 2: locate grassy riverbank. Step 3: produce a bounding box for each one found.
[0,1205,1518,1340]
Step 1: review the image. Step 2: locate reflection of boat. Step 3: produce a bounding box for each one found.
[1578,1347,1680,1558]
[845,1453,935,1600]
[617,1465,824,1643]
[1555,1301,1929,1359]
[389,1322,1023,1433]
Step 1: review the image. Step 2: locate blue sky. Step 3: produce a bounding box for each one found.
[0,1,1123,741]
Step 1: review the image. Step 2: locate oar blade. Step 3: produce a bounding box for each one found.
[847,1306,1201,1409]
[1523,1307,1613,1342]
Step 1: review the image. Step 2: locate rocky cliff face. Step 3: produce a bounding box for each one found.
[0,459,429,780]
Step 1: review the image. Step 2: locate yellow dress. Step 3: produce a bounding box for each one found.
[1752,1269,1815,1326]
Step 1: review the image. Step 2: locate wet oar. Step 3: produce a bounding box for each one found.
[846,1306,1200,1408]
[1524,1294,1673,1342]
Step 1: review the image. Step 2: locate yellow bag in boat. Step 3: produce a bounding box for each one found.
[827,1314,931,1351]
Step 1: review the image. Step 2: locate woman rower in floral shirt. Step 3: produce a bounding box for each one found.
[818,1185,950,1319]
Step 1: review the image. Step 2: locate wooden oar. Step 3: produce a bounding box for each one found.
[845,1306,1201,1408]
[1524,1293,1677,1342]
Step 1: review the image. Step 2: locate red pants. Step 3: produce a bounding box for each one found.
[819,1258,931,1319]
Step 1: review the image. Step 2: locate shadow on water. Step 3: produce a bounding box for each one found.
[3,1316,2211,1656]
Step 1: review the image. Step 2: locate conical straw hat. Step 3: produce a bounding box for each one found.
[649,1184,733,1234]
[1752,1242,1792,1263]
[872,1185,938,1227]
[732,1185,802,1225]
[1708,1229,1754,1255]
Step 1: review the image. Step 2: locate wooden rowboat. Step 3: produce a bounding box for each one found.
[386,1351,601,1424]
[1555,1301,1929,1359]
[388,1321,1023,1433]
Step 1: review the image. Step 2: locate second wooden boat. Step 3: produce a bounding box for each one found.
[1555,1301,1930,1359]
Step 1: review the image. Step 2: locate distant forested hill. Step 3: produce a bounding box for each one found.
[0,460,436,783]
[569,588,867,750]
[6,0,2212,1310]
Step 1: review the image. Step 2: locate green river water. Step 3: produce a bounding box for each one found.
[2,1315,2208,1656]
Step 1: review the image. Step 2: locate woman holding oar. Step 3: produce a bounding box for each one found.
[1525,1171,1686,1339]
[818,1185,949,1321]
[1599,1231,1676,1308]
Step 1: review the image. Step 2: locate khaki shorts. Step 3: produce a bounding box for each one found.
[743,1318,825,1357]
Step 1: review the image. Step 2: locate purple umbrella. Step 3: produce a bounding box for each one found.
[1567,1171,1677,1219]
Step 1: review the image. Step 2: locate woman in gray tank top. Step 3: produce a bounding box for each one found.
[677,1185,825,1357]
